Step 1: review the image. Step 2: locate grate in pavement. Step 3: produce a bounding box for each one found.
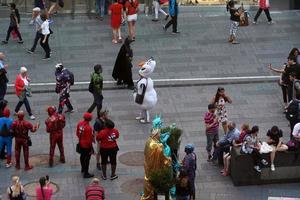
[118,151,144,166]
[29,154,60,167]
[23,181,59,197]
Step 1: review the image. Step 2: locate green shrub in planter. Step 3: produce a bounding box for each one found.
[149,168,175,193]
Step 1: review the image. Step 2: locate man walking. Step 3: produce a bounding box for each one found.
[11,111,39,170]
[55,64,74,114]
[27,7,44,54]
[2,3,23,44]
[45,106,66,167]
[163,0,179,34]
[0,53,9,100]
[77,112,94,178]
[87,64,103,118]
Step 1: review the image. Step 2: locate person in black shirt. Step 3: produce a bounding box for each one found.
[2,3,23,44]
[227,1,242,44]
[93,110,109,170]
[266,126,288,171]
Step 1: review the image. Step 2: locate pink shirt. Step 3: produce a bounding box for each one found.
[35,186,53,200]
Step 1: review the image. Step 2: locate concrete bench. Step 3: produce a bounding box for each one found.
[230,147,300,186]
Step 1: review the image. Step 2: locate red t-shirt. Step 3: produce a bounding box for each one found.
[96,128,119,149]
[76,121,93,148]
[85,184,105,200]
[125,0,139,15]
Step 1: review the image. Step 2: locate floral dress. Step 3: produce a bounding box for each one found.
[216,97,228,123]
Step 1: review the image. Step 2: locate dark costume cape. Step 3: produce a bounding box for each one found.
[112,37,134,86]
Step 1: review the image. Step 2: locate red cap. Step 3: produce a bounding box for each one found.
[17,111,25,120]
[83,112,92,121]
[2,107,10,117]
[47,106,56,116]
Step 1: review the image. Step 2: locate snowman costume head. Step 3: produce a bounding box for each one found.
[134,57,158,123]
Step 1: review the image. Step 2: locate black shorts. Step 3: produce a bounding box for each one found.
[100,146,119,165]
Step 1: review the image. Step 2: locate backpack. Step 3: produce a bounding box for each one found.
[286,100,300,121]
[65,69,74,86]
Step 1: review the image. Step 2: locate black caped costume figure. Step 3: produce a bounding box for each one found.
[112,37,134,90]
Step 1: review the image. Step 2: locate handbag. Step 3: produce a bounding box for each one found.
[25,86,32,97]
[27,137,32,146]
[259,142,273,154]
[135,78,148,104]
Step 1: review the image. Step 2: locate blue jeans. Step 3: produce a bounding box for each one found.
[15,96,32,116]
[95,0,105,17]
[0,136,12,156]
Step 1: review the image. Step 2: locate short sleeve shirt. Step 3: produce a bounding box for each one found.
[125,0,139,15]
[266,130,283,146]
[292,123,300,137]
[230,8,240,22]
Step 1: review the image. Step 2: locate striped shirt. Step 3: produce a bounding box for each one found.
[204,112,219,133]
[85,184,105,200]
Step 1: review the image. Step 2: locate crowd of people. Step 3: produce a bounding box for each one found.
[203,48,300,177]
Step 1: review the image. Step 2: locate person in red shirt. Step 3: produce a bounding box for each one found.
[109,0,123,44]
[253,0,273,24]
[125,0,139,41]
[77,112,94,178]
[96,119,119,180]
[45,106,66,167]
[11,111,39,170]
[85,178,105,200]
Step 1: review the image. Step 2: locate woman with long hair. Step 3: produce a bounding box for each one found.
[7,176,24,200]
[210,87,232,134]
[36,176,53,200]
[125,0,139,41]
[288,48,299,64]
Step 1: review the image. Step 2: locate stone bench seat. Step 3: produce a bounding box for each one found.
[230,147,300,186]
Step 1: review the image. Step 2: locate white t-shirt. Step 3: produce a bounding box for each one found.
[41,20,50,35]
[292,123,300,137]
[21,76,29,86]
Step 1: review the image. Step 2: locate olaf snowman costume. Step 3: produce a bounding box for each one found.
[134,58,158,123]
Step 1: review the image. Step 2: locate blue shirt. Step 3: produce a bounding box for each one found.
[0,60,4,69]
[224,128,240,143]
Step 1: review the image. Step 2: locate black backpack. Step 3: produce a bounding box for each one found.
[286,100,300,121]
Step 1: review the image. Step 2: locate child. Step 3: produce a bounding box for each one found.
[109,0,123,44]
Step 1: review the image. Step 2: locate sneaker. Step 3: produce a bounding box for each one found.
[112,39,117,44]
[1,41,8,44]
[254,165,261,173]
[84,173,94,178]
[252,21,258,24]
[110,175,118,180]
[271,164,275,171]
[268,21,274,25]
[231,40,240,44]
[42,57,50,60]
[261,159,268,166]
[64,109,74,113]
[163,26,167,32]
[5,163,12,168]
[140,119,150,124]
[152,18,159,22]
[101,175,107,180]
[30,115,36,120]
[17,40,24,44]
[172,31,180,34]
[27,49,34,54]
[135,116,142,120]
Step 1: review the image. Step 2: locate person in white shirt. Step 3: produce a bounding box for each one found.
[40,14,51,60]
[28,7,44,53]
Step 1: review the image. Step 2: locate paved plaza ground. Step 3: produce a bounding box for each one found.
[0,5,300,200]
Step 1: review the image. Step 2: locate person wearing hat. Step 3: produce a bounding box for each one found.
[182,144,197,200]
[96,119,119,180]
[1,3,23,44]
[87,64,103,118]
[11,111,39,170]
[0,107,14,168]
[45,106,66,167]
[76,112,94,178]
[14,66,35,120]
[55,63,74,114]
[27,7,44,54]
[204,103,219,162]
[85,178,105,200]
